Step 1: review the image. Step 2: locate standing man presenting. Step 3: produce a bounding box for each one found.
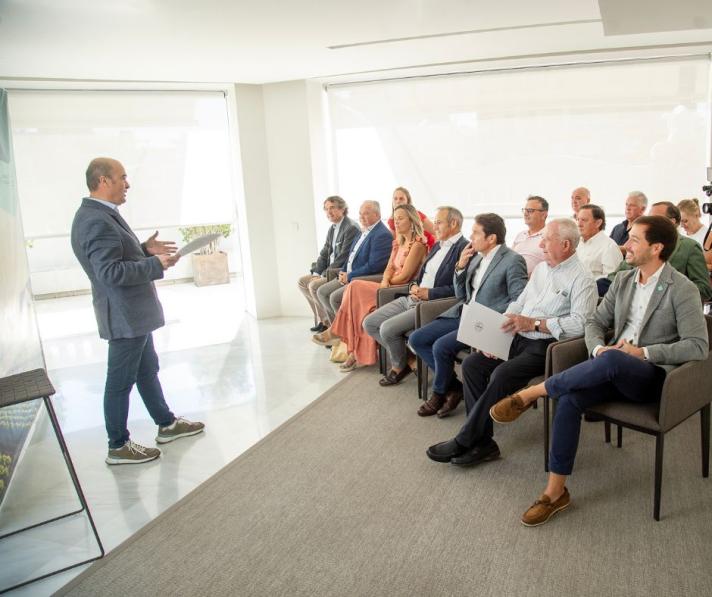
[71,157,204,465]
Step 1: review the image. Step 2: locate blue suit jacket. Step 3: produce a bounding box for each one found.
[414,235,469,300]
[342,220,393,281]
[71,198,165,340]
[440,244,528,318]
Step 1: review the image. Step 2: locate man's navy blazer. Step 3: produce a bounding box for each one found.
[413,235,469,300]
[342,220,393,281]
[71,198,165,340]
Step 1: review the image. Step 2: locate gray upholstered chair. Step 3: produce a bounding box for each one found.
[543,315,712,520]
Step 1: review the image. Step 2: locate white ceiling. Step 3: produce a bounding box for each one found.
[1,0,711,85]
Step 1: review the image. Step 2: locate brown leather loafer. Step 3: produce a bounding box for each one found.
[489,393,532,423]
[521,488,571,527]
[436,389,463,418]
[417,393,446,417]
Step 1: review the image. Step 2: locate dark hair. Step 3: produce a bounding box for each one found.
[634,215,678,261]
[324,195,348,217]
[651,201,681,226]
[528,195,549,211]
[579,203,606,231]
[475,213,506,245]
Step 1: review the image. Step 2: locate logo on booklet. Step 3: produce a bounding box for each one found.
[474,321,484,332]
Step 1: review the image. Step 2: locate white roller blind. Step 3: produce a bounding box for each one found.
[328,57,711,220]
[8,89,235,237]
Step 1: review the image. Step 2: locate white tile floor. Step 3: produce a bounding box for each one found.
[0,279,344,595]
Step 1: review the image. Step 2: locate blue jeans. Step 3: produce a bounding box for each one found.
[104,333,175,449]
[545,350,666,475]
[408,317,466,395]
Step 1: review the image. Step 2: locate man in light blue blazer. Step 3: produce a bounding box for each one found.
[410,213,528,417]
[71,158,204,465]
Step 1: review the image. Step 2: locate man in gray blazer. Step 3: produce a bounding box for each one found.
[71,157,204,465]
[490,215,708,526]
[298,196,360,332]
[409,213,528,417]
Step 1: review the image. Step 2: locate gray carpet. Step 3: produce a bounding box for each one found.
[58,369,712,597]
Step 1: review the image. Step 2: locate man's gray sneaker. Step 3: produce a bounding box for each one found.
[156,417,205,444]
[106,440,161,465]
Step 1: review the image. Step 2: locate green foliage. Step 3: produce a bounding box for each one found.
[178,224,232,255]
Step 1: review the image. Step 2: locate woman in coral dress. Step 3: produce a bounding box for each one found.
[318,204,428,371]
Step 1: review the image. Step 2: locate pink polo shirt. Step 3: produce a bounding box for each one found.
[512,228,546,276]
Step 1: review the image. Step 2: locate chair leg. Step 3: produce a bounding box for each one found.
[544,396,550,472]
[604,420,611,443]
[654,433,664,521]
[378,345,386,375]
[617,425,623,448]
[701,404,710,478]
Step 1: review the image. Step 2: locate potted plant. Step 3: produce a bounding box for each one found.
[178,224,232,287]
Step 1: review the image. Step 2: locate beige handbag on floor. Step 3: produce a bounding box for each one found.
[329,340,348,363]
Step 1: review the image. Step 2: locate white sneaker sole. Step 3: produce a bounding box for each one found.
[105,452,160,465]
[155,427,205,444]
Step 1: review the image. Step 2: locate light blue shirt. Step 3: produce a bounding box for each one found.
[87,197,119,211]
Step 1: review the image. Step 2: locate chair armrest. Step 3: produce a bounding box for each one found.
[377,285,409,308]
[415,297,459,328]
[547,337,588,376]
[353,274,383,283]
[658,352,712,430]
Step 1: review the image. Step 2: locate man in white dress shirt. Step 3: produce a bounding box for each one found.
[576,203,623,278]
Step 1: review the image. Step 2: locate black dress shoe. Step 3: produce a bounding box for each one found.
[378,365,412,386]
[450,440,500,467]
[310,322,327,333]
[426,439,468,463]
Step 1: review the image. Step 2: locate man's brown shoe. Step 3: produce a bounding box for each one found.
[437,389,463,418]
[489,393,532,423]
[521,488,571,527]
[417,393,446,417]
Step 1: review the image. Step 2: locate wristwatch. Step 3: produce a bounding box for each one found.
[534,319,541,333]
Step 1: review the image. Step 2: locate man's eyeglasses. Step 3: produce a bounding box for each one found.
[522,208,546,214]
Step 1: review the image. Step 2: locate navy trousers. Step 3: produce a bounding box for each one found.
[455,335,553,448]
[104,333,175,449]
[408,317,467,395]
[545,349,665,475]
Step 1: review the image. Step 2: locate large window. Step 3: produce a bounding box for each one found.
[328,57,711,223]
[8,89,239,294]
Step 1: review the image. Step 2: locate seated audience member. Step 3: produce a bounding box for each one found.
[512,196,548,276]
[679,198,712,272]
[490,215,708,526]
[298,196,360,332]
[600,202,712,301]
[409,214,528,417]
[388,186,436,249]
[315,200,392,325]
[425,219,597,466]
[576,203,623,278]
[610,191,647,248]
[362,206,468,386]
[570,187,590,220]
[314,204,427,371]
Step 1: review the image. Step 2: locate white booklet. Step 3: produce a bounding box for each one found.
[177,233,222,257]
[456,301,514,361]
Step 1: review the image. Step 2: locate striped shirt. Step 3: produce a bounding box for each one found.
[506,253,597,340]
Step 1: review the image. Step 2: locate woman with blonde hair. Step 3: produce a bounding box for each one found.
[678,198,712,270]
[678,199,707,244]
[315,204,428,371]
[389,186,436,249]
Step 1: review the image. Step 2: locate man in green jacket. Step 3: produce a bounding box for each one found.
[598,201,712,302]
